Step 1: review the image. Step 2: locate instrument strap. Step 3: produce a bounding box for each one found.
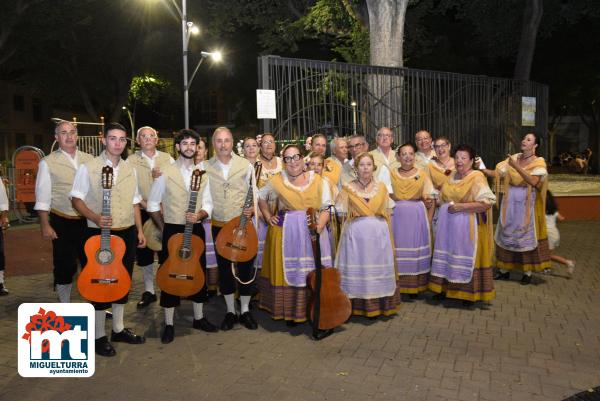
[230,262,258,285]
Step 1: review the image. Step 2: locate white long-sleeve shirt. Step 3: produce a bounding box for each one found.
[34,149,81,211]
[69,158,142,204]
[146,159,213,218]
[0,178,8,211]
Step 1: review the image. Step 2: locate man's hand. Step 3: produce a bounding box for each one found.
[41,222,58,240]
[95,215,112,228]
[137,231,147,248]
[242,207,254,218]
[151,167,162,179]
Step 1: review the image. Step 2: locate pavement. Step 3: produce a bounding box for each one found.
[0,221,599,401]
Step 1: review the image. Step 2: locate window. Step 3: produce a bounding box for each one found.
[13,95,25,112]
[32,98,42,122]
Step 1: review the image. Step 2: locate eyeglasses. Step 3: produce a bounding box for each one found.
[377,134,392,138]
[262,140,274,145]
[58,130,77,136]
[433,143,449,149]
[416,138,431,143]
[283,154,302,163]
[349,143,366,149]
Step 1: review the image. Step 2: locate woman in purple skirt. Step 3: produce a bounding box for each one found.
[429,145,496,307]
[335,152,400,318]
[390,143,435,298]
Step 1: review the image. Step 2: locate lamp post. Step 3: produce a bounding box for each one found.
[122,106,135,150]
[157,0,222,129]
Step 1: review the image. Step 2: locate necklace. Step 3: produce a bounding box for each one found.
[520,153,535,160]
[357,178,372,189]
[261,154,274,162]
[288,171,304,179]
[455,169,472,180]
[399,166,414,172]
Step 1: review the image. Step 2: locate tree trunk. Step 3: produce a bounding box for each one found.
[513,0,543,81]
[366,0,408,68]
[364,0,409,143]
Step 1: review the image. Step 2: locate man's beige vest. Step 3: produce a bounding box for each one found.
[84,153,136,229]
[340,160,357,186]
[370,148,399,171]
[44,150,93,217]
[161,163,209,225]
[205,154,250,224]
[127,151,172,201]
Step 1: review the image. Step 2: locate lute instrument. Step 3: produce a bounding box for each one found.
[215,161,262,262]
[77,166,131,303]
[156,169,206,297]
[306,208,351,335]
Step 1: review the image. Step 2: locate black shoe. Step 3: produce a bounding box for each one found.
[462,300,475,308]
[0,283,8,296]
[239,312,258,330]
[95,336,116,357]
[520,275,532,285]
[286,320,298,327]
[161,325,174,344]
[494,271,510,280]
[312,329,334,341]
[193,317,219,333]
[220,312,238,331]
[111,328,146,344]
[137,291,157,309]
[105,310,113,319]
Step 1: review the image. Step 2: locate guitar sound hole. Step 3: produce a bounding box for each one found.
[96,249,114,265]
[179,248,191,260]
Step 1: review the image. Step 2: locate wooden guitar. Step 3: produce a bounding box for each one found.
[156,169,206,297]
[306,207,351,334]
[215,161,262,262]
[77,166,132,303]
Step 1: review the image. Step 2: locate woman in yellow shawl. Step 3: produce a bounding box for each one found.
[429,144,496,306]
[257,144,333,325]
[335,152,400,317]
[390,143,435,298]
[494,133,551,285]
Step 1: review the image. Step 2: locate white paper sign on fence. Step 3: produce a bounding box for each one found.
[257,90,276,119]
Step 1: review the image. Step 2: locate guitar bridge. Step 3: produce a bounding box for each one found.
[226,242,247,251]
[168,273,194,280]
[91,278,119,284]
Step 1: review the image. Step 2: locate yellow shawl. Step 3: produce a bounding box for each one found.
[341,182,390,220]
[495,156,547,230]
[428,162,453,189]
[441,170,493,244]
[390,168,427,200]
[322,157,342,187]
[269,173,323,211]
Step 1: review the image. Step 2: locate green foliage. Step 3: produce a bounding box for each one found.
[302,0,369,63]
[128,74,170,107]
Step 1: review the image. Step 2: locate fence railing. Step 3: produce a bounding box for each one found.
[258,55,549,166]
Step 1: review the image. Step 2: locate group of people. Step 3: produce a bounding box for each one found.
[0,120,575,357]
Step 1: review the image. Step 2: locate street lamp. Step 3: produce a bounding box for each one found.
[122,106,135,150]
[157,0,222,129]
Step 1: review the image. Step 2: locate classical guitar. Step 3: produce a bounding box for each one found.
[156,169,206,297]
[215,161,262,262]
[306,208,351,336]
[77,166,131,303]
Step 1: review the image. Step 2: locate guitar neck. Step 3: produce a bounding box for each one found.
[238,185,254,228]
[182,190,199,250]
[100,189,111,250]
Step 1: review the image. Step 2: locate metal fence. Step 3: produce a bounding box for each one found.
[258,55,549,165]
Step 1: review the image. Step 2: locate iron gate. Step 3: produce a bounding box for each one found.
[258,55,549,165]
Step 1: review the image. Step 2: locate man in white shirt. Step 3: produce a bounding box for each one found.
[341,134,393,193]
[147,129,216,343]
[205,127,259,331]
[0,176,9,295]
[127,126,174,309]
[370,127,398,170]
[414,130,436,169]
[70,122,147,357]
[34,121,94,303]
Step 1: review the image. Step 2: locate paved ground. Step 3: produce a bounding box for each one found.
[0,221,599,401]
